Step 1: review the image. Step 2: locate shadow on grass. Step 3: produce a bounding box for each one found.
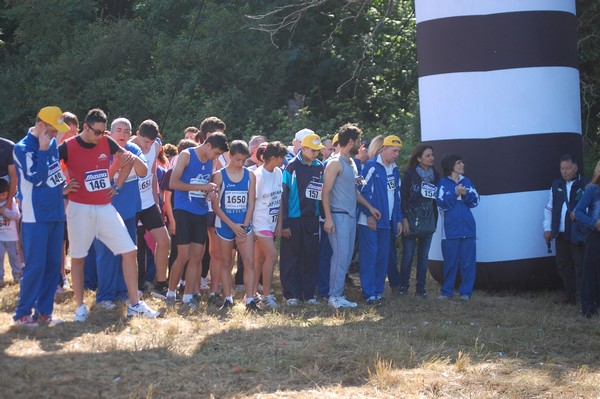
[1,288,600,398]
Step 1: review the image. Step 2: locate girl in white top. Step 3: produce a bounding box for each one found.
[252,142,287,308]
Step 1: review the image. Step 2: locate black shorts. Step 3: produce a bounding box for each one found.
[137,204,165,231]
[174,209,208,245]
[206,211,216,228]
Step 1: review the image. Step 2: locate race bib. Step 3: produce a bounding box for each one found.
[420,182,437,199]
[387,175,396,191]
[305,182,322,200]
[139,174,152,193]
[84,169,110,192]
[224,190,248,210]
[269,206,280,223]
[46,161,66,188]
[189,177,208,199]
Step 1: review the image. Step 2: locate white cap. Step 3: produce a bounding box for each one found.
[294,128,314,142]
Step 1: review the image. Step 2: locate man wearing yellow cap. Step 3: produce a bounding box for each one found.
[279,131,325,306]
[357,135,403,305]
[12,106,77,326]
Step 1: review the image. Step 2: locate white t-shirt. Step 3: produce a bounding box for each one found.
[385,162,396,220]
[252,166,283,232]
[0,199,20,242]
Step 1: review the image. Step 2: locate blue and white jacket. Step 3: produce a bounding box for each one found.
[436,175,479,239]
[13,130,65,223]
[358,155,402,234]
[574,184,600,232]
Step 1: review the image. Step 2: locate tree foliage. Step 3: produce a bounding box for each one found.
[0,0,596,158]
[0,0,419,147]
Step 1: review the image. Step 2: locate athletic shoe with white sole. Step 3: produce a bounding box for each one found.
[37,315,64,326]
[260,295,279,309]
[74,304,88,322]
[127,301,160,318]
[200,277,210,290]
[306,298,319,305]
[96,300,116,310]
[286,298,299,306]
[328,296,358,309]
[13,315,38,328]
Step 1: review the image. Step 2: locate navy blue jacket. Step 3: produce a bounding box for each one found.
[549,175,588,244]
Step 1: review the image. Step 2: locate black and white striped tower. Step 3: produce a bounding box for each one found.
[415,1,582,289]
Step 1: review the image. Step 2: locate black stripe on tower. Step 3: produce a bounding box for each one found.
[425,133,582,196]
[417,11,578,77]
[428,259,561,291]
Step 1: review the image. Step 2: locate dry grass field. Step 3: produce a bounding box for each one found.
[1,261,600,399]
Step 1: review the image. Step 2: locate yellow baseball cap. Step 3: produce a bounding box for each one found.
[301,133,326,150]
[332,133,339,146]
[38,106,70,133]
[383,135,403,148]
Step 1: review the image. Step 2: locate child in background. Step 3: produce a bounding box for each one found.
[0,179,22,287]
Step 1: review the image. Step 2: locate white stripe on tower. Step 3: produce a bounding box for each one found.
[420,67,581,141]
[415,0,575,23]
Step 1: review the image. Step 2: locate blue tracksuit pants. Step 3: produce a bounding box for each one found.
[441,237,476,297]
[95,217,136,302]
[358,224,391,299]
[14,222,64,319]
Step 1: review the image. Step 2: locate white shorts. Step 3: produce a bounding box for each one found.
[66,201,137,258]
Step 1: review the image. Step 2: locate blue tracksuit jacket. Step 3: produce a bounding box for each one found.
[436,175,479,239]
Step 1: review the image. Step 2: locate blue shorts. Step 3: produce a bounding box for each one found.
[216,224,253,241]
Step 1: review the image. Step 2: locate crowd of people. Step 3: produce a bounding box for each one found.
[1,105,598,327]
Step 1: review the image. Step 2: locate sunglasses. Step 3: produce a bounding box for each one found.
[87,124,106,136]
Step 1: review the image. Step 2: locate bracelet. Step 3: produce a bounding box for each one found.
[112,185,120,194]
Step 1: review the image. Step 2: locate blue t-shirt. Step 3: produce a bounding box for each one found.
[174,148,212,215]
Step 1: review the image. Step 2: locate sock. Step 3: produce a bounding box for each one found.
[166,289,176,298]
[246,297,254,304]
[182,294,193,303]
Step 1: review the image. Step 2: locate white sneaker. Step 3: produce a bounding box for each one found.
[127,300,160,318]
[200,277,210,290]
[234,284,245,293]
[286,298,299,306]
[261,295,279,309]
[74,304,88,322]
[63,277,70,290]
[328,296,358,309]
[96,300,116,310]
[306,298,319,305]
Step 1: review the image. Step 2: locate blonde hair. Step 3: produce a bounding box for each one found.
[591,160,600,187]
[367,135,384,159]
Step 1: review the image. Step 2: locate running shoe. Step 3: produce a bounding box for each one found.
[207,293,223,307]
[96,300,116,310]
[286,298,299,306]
[328,296,358,309]
[37,315,64,326]
[220,299,234,311]
[127,301,160,318]
[245,300,259,313]
[13,315,38,328]
[260,295,279,309]
[199,277,210,290]
[74,304,88,322]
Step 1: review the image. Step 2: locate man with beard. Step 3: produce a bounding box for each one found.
[322,124,381,308]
